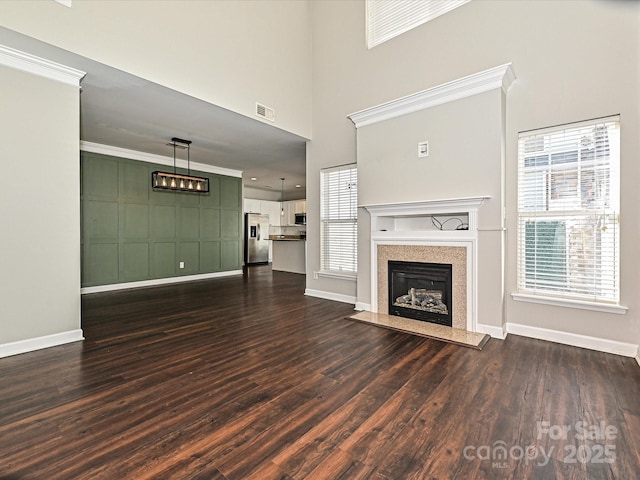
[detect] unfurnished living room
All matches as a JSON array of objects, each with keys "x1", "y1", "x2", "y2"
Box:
[{"x1": 0, "y1": 1, "x2": 639, "y2": 479}]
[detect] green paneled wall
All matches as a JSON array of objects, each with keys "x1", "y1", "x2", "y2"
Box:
[{"x1": 81, "y1": 151, "x2": 242, "y2": 287}]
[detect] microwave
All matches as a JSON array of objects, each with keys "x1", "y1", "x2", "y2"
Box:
[{"x1": 294, "y1": 213, "x2": 306, "y2": 225}]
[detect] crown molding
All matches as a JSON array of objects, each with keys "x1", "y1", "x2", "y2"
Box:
[
  {"x1": 0, "y1": 44, "x2": 85, "y2": 87},
  {"x1": 348, "y1": 63, "x2": 515, "y2": 128},
  {"x1": 80, "y1": 141, "x2": 243, "y2": 178}
]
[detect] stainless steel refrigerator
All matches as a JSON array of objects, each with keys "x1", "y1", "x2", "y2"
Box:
[{"x1": 244, "y1": 213, "x2": 270, "y2": 265}]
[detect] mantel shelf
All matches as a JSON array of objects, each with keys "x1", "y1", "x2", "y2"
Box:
[
  {"x1": 372, "y1": 230, "x2": 476, "y2": 240},
  {"x1": 362, "y1": 196, "x2": 491, "y2": 218}
]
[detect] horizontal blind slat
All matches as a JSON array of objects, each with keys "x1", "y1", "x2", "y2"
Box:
[
  {"x1": 321, "y1": 164, "x2": 358, "y2": 273},
  {"x1": 367, "y1": 0, "x2": 471, "y2": 48},
  {"x1": 516, "y1": 118, "x2": 620, "y2": 303}
]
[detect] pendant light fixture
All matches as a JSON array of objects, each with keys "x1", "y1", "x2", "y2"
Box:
[
  {"x1": 280, "y1": 177, "x2": 285, "y2": 216},
  {"x1": 152, "y1": 137, "x2": 210, "y2": 193}
]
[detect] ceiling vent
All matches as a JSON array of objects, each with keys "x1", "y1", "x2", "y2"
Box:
[{"x1": 256, "y1": 102, "x2": 275, "y2": 122}]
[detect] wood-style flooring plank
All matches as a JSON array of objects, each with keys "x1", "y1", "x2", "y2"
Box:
[{"x1": 0, "y1": 266, "x2": 638, "y2": 479}]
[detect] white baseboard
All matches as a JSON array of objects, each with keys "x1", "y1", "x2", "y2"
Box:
[
  {"x1": 0, "y1": 329, "x2": 84, "y2": 358},
  {"x1": 636, "y1": 349, "x2": 640, "y2": 368},
  {"x1": 476, "y1": 323, "x2": 507, "y2": 339},
  {"x1": 507, "y1": 322, "x2": 639, "y2": 358},
  {"x1": 355, "y1": 302, "x2": 371, "y2": 311},
  {"x1": 81, "y1": 270, "x2": 243, "y2": 294},
  {"x1": 304, "y1": 288, "x2": 356, "y2": 305}
]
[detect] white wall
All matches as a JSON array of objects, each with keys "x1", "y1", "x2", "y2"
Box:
[
  {"x1": 308, "y1": 0, "x2": 639, "y2": 348},
  {"x1": 0, "y1": 63, "x2": 82, "y2": 351},
  {"x1": 0, "y1": 0, "x2": 312, "y2": 139}
]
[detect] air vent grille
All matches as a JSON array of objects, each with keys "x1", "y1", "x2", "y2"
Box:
[{"x1": 256, "y1": 102, "x2": 275, "y2": 122}]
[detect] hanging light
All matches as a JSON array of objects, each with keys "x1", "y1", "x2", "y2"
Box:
[
  {"x1": 280, "y1": 177, "x2": 285, "y2": 216},
  {"x1": 152, "y1": 137, "x2": 210, "y2": 193}
]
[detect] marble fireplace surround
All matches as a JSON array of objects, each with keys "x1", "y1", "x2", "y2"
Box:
[
  {"x1": 378, "y1": 244, "x2": 466, "y2": 329},
  {"x1": 363, "y1": 197, "x2": 489, "y2": 333}
]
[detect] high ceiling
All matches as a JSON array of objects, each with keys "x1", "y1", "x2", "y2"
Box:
[{"x1": 0, "y1": 27, "x2": 308, "y2": 200}]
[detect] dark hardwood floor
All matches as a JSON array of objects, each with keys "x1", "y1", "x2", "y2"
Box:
[{"x1": 1, "y1": 266, "x2": 638, "y2": 479}]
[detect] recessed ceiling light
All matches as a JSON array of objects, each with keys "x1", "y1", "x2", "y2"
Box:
[
  {"x1": 296, "y1": 184, "x2": 301, "y2": 188},
  {"x1": 250, "y1": 177, "x2": 257, "y2": 181}
]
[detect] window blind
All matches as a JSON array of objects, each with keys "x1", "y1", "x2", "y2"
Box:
[
  {"x1": 320, "y1": 165, "x2": 358, "y2": 274},
  {"x1": 366, "y1": 0, "x2": 471, "y2": 48},
  {"x1": 517, "y1": 116, "x2": 620, "y2": 303}
]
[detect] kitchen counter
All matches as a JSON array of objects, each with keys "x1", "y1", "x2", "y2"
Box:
[
  {"x1": 271, "y1": 237, "x2": 306, "y2": 274},
  {"x1": 269, "y1": 235, "x2": 306, "y2": 241}
]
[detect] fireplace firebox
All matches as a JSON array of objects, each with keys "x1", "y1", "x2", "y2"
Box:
[{"x1": 388, "y1": 260, "x2": 453, "y2": 327}]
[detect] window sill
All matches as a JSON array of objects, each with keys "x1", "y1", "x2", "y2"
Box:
[
  {"x1": 511, "y1": 293, "x2": 628, "y2": 315},
  {"x1": 315, "y1": 271, "x2": 357, "y2": 281}
]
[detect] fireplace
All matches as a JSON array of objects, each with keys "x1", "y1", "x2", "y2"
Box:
[
  {"x1": 364, "y1": 197, "x2": 490, "y2": 333},
  {"x1": 388, "y1": 260, "x2": 453, "y2": 327}
]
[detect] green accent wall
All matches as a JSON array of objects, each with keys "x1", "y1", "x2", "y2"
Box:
[{"x1": 81, "y1": 151, "x2": 242, "y2": 287}]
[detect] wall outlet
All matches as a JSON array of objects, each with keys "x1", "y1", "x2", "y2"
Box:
[
  {"x1": 179, "y1": 261, "x2": 185, "y2": 269},
  {"x1": 418, "y1": 141, "x2": 429, "y2": 158}
]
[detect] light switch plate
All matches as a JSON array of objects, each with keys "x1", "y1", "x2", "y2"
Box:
[{"x1": 418, "y1": 141, "x2": 429, "y2": 158}]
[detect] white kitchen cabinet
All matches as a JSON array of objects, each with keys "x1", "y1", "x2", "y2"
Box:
[
  {"x1": 244, "y1": 199, "x2": 305, "y2": 225},
  {"x1": 282, "y1": 200, "x2": 306, "y2": 225},
  {"x1": 243, "y1": 198, "x2": 261, "y2": 214},
  {"x1": 264, "y1": 200, "x2": 283, "y2": 227}
]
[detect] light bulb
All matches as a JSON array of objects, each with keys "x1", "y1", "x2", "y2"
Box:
[
  {"x1": 188, "y1": 181, "x2": 194, "y2": 190},
  {"x1": 180, "y1": 179, "x2": 185, "y2": 189},
  {"x1": 196, "y1": 182, "x2": 201, "y2": 191},
  {"x1": 170, "y1": 178, "x2": 176, "y2": 188},
  {"x1": 162, "y1": 177, "x2": 167, "y2": 187}
]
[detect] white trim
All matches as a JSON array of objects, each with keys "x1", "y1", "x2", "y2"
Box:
[
  {"x1": 80, "y1": 141, "x2": 243, "y2": 178},
  {"x1": 81, "y1": 270, "x2": 243, "y2": 294},
  {"x1": 0, "y1": 329, "x2": 84, "y2": 359},
  {"x1": 348, "y1": 63, "x2": 515, "y2": 128},
  {"x1": 304, "y1": 288, "x2": 356, "y2": 305},
  {"x1": 476, "y1": 323, "x2": 507, "y2": 340},
  {"x1": 511, "y1": 293, "x2": 628, "y2": 315},
  {"x1": 355, "y1": 302, "x2": 371, "y2": 311},
  {"x1": 0, "y1": 44, "x2": 85, "y2": 87},
  {"x1": 53, "y1": 0, "x2": 72, "y2": 6},
  {"x1": 365, "y1": 197, "x2": 488, "y2": 333},
  {"x1": 362, "y1": 196, "x2": 490, "y2": 219},
  {"x1": 636, "y1": 350, "x2": 640, "y2": 368},
  {"x1": 507, "y1": 322, "x2": 638, "y2": 357},
  {"x1": 315, "y1": 271, "x2": 357, "y2": 281}
]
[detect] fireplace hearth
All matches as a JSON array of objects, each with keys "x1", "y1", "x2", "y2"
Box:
[{"x1": 388, "y1": 260, "x2": 453, "y2": 327}]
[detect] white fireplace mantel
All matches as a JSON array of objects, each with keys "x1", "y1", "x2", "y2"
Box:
[
  {"x1": 363, "y1": 196, "x2": 490, "y2": 216},
  {"x1": 364, "y1": 196, "x2": 489, "y2": 228},
  {"x1": 363, "y1": 196, "x2": 490, "y2": 333}
]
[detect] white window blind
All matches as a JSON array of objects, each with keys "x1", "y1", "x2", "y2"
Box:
[
  {"x1": 517, "y1": 116, "x2": 620, "y2": 304},
  {"x1": 366, "y1": 0, "x2": 471, "y2": 48},
  {"x1": 321, "y1": 165, "x2": 358, "y2": 275}
]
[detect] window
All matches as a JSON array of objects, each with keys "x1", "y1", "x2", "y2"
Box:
[
  {"x1": 366, "y1": 0, "x2": 471, "y2": 48},
  {"x1": 320, "y1": 164, "x2": 358, "y2": 275},
  {"x1": 517, "y1": 116, "x2": 620, "y2": 305}
]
